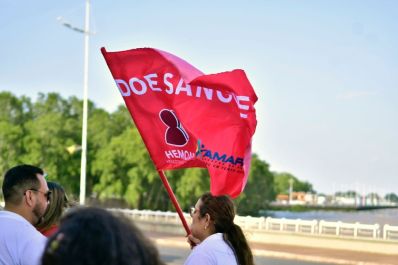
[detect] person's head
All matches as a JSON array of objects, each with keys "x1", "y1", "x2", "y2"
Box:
[
  {"x1": 190, "y1": 192, "x2": 254, "y2": 265},
  {"x1": 41, "y1": 207, "x2": 164, "y2": 265},
  {"x1": 2, "y1": 164, "x2": 49, "y2": 225},
  {"x1": 36, "y1": 182, "x2": 69, "y2": 231},
  {"x1": 190, "y1": 192, "x2": 235, "y2": 241}
]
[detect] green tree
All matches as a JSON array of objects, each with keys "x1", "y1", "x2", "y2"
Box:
[
  {"x1": 335, "y1": 190, "x2": 358, "y2": 197},
  {"x1": 0, "y1": 92, "x2": 298, "y2": 215},
  {"x1": 273, "y1": 172, "x2": 314, "y2": 195},
  {"x1": 235, "y1": 154, "x2": 276, "y2": 216},
  {"x1": 21, "y1": 93, "x2": 81, "y2": 194},
  {"x1": 175, "y1": 168, "x2": 210, "y2": 210},
  {"x1": 92, "y1": 126, "x2": 158, "y2": 208},
  {"x1": 385, "y1": 193, "x2": 398, "y2": 203},
  {"x1": 295, "y1": 180, "x2": 314, "y2": 193},
  {"x1": 0, "y1": 92, "x2": 31, "y2": 190}
]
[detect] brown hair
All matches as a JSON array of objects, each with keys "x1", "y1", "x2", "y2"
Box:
[
  {"x1": 199, "y1": 192, "x2": 254, "y2": 265},
  {"x1": 36, "y1": 182, "x2": 69, "y2": 231}
]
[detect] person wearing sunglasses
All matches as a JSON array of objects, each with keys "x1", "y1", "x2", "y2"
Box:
[
  {"x1": 0, "y1": 164, "x2": 50, "y2": 265},
  {"x1": 185, "y1": 192, "x2": 254, "y2": 265},
  {"x1": 36, "y1": 182, "x2": 70, "y2": 237}
]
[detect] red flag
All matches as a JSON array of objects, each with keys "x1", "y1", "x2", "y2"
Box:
[{"x1": 101, "y1": 47, "x2": 257, "y2": 198}]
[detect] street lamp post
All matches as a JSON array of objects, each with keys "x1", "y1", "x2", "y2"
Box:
[
  {"x1": 288, "y1": 178, "x2": 294, "y2": 204},
  {"x1": 59, "y1": 0, "x2": 90, "y2": 205},
  {"x1": 79, "y1": 0, "x2": 90, "y2": 205}
]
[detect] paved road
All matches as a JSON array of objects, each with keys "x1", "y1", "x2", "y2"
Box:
[{"x1": 158, "y1": 245, "x2": 337, "y2": 265}]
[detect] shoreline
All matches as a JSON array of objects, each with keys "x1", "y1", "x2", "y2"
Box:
[{"x1": 265, "y1": 204, "x2": 398, "y2": 212}]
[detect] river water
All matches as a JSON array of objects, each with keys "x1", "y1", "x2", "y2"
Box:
[{"x1": 262, "y1": 208, "x2": 398, "y2": 226}]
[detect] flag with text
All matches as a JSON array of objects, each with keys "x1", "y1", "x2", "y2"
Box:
[{"x1": 101, "y1": 47, "x2": 257, "y2": 198}]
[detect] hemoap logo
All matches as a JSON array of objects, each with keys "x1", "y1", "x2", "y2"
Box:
[
  {"x1": 160, "y1": 109, "x2": 195, "y2": 162},
  {"x1": 159, "y1": 110, "x2": 245, "y2": 172},
  {"x1": 159, "y1": 109, "x2": 189, "y2": 147}
]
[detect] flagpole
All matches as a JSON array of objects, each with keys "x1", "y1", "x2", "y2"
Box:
[{"x1": 157, "y1": 170, "x2": 191, "y2": 235}]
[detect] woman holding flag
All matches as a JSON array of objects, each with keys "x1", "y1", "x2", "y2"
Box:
[{"x1": 185, "y1": 192, "x2": 254, "y2": 265}]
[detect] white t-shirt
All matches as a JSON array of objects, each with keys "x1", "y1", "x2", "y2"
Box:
[
  {"x1": 184, "y1": 233, "x2": 238, "y2": 265},
  {"x1": 0, "y1": 210, "x2": 47, "y2": 265}
]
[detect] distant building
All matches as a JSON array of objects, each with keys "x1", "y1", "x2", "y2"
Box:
[
  {"x1": 276, "y1": 192, "x2": 314, "y2": 205},
  {"x1": 316, "y1": 194, "x2": 327, "y2": 205},
  {"x1": 274, "y1": 191, "x2": 396, "y2": 207},
  {"x1": 334, "y1": 195, "x2": 357, "y2": 205}
]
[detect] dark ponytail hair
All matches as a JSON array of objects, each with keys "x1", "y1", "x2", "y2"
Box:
[{"x1": 199, "y1": 193, "x2": 254, "y2": 265}]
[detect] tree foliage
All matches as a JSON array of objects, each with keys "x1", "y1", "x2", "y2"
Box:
[
  {"x1": 0, "y1": 92, "x2": 300, "y2": 214},
  {"x1": 384, "y1": 193, "x2": 398, "y2": 203},
  {"x1": 235, "y1": 154, "x2": 275, "y2": 216},
  {"x1": 273, "y1": 172, "x2": 315, "y2": 195}
]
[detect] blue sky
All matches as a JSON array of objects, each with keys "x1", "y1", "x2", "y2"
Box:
[{"x1": 1, "y1": 0, "x2": 397, "y2": 195}]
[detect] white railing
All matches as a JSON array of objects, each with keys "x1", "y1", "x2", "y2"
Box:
[
  {"x1": 383, "y1": 224, "x2": 398, "y2": 240},
  {"x1": 109, "y1": 208, "x2": 398, "y2": 241},
  {"x1": 318, "y1": 220, "x2": 379, "y2": 238},
  {"x1": 234, "y1": 216, "x2": 318, "y2": 234},
  {"x1": 110, "y1": 208, "x2": 190, "y2": 223}
]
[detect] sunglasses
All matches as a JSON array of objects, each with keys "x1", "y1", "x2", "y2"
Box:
[
  {"x1": 190, "y1": 206, "x2": 198, "y2": 217},
  {"x1": 24, "y1": 189, "x2": 52, "y2": 202}
]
